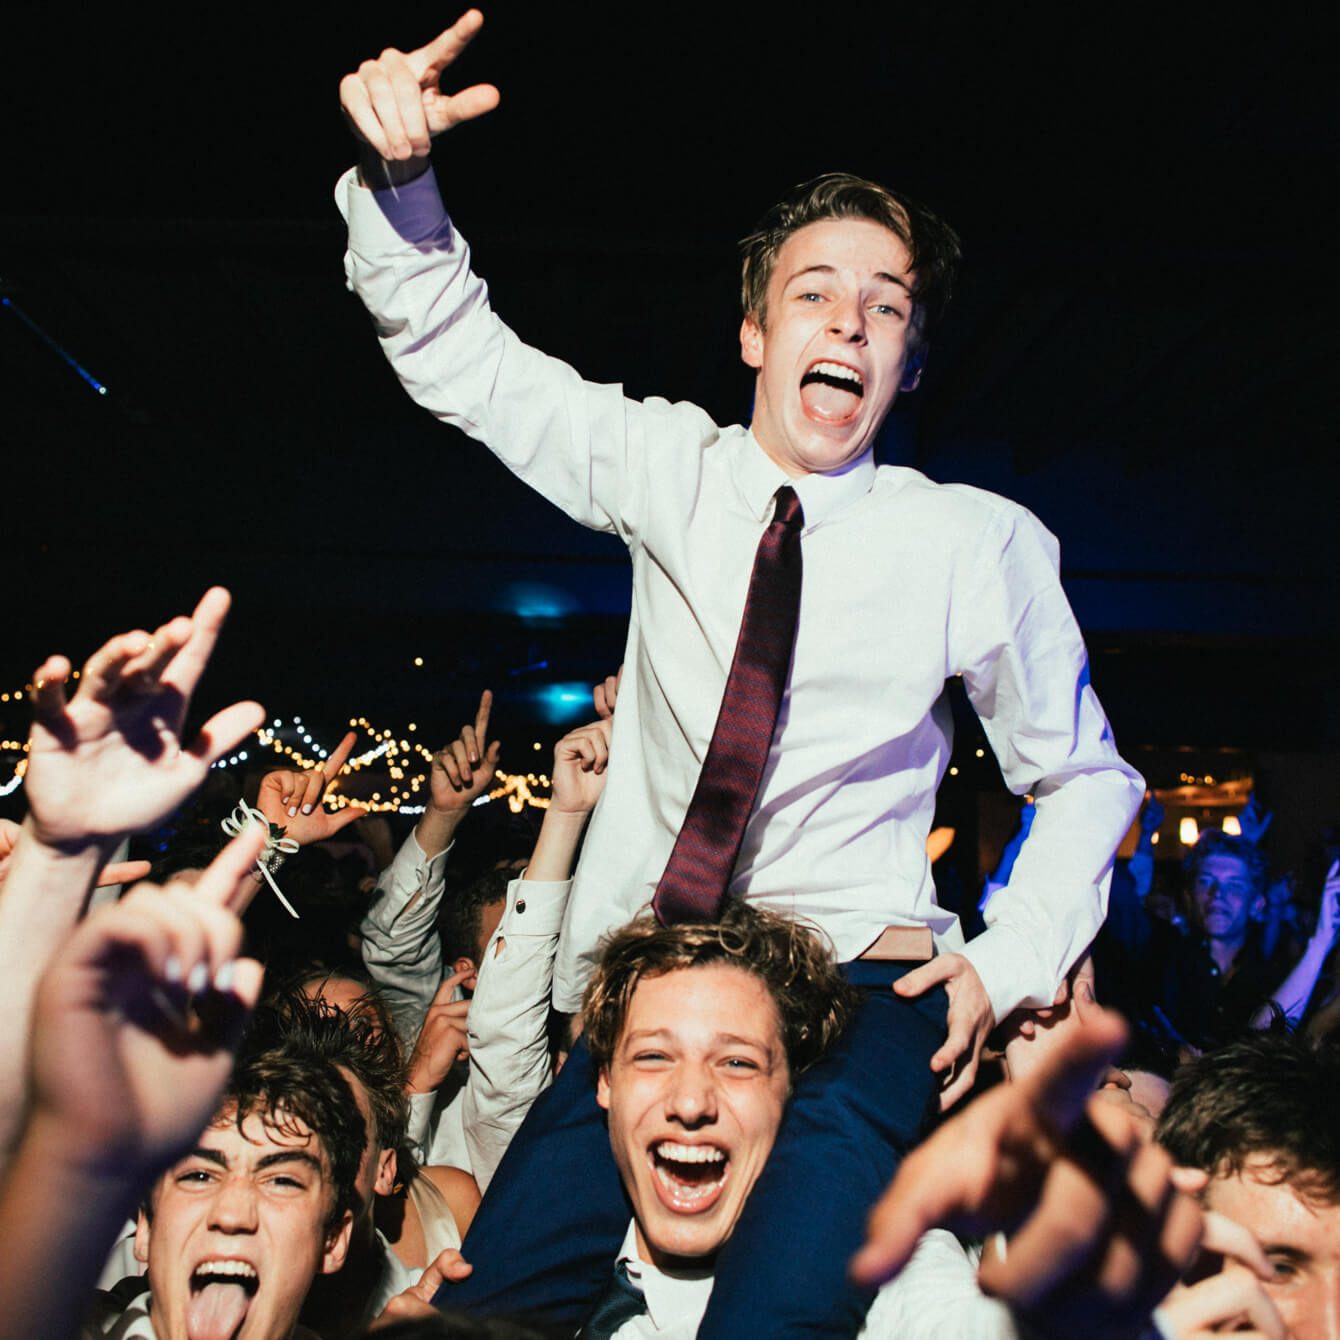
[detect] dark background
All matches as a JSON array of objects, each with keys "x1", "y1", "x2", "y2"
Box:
[{"x1": 3, "y1": 4, "x2": 1336, "y2": 879}]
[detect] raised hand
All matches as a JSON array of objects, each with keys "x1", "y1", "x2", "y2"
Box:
[
  {"x1": 430, "y1": 690, "x2": 501, "y2": 812},
  {"x1": 26, "y1": 826, "x2": 266, "y2": 1180},
  {"x1": 550, "y1": 717, "x2": 613, "y2": 815},
  {"x1": 1236, "y1": 791, "x2": 1273, "y2": 845},
  {"x1": 339, "y1": 10, "x2": 500, "y2": 167},
  {"x1": 256, "y1": 729, "x2": 364, "y2": 845},
  {"x1": 592, "y1": 665, "x2": 623, "y2": 720},
  {"x1": 852, "y1": 1007, "x2": 1208, "y2": 1337},
  {"x1": 406, "y1": 968, "x2": 473, "y2": 1092},
  {"x1": 23, "y1": 588, "x2": 264, "y2": 852}
]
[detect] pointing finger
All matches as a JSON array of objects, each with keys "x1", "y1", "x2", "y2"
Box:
[{"x1": 409, "y1": 9, "x2": 487, "y2": 82}]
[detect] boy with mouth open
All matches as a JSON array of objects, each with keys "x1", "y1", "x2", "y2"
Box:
[
  {"x1": 112, "y1": 1047, "x2": 365, "y2": 1340},
  {"x1": 337, "y1": 11, "x2": 1144, "y2": 1333}
]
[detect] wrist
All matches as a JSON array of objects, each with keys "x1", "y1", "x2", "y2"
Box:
[
  {"x1": 357, "y1": 148, "x2": 431, "y2": 190},
  {"x1": 18, "y1": 1107, "x2": 152, "y2": 1198},
  {"x1": 541, "y1": 805, "x2": 593, "y2": 828},
  {"x1": 406, "y1": 1063, "x2": 445, "y2": 1095},
  {"x1": 20, "y1": 814, "x2": 116, "y2": 864}
]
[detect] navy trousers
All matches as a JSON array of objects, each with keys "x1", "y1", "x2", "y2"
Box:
[{"x1": 442, "y1": 960, "x2": 947, "y2": 1337}]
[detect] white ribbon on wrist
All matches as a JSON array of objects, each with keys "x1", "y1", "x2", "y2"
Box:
[{"x1": 221, "y1": 802, "x2": 301, "y2": 919}]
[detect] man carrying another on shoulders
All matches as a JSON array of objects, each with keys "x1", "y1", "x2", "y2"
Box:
[{"x1": 336, "y1": 13, "x2": 1144, "y2": 1334}]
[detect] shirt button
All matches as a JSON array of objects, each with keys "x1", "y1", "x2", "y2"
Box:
[{"x1": 515, "y1": 899, "x2": 527, "y2": 914}]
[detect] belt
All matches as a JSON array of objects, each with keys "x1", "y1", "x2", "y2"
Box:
[{"x1": 857, "y1": 925, "x2": 934, "y2": 962}]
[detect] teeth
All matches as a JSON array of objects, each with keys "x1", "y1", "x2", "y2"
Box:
[
  {"x1": 655, "y1": 1141, "x2": 725, "y2": 1164},
  {"x1": 808, "y1": 361, "x2": 863, "y2": 385},
  {"x1": 195, "y1": 1260, "x2": 257, "y2": 1279}
]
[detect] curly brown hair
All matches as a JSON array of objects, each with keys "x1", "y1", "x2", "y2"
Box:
[
  {"x1": 739, "y1": 172, "x2": 962, "y2": 348},
  {"x1": 582, "y1": 901, "x2": 857, "y2": 1078}
]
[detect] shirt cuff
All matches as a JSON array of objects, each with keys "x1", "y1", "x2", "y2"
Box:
[
  {"x1": 957, "y1": 924, "x2": 1049, "y2": 1025},
  {"x1": 495, "y1": 875, "x2": 571, "y2": 940},
  {"x1": 337, "y1": 163, "x2": 452, "y2": 245}
]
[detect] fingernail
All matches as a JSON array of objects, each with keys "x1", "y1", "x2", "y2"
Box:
[
  {"x1": 287, "y1": 806, "x2": 297, "y2": 818},
  {"x1": 301, "y1": 804, "x2": 313, "y2": 815},
  {"x1": 187, "y1": 961, "x2": 209, "y2": 994},
  {"x1": 214, "y1": 961, "x2": 236, "y2": 992},
  {"x1": 165, "y1": 955, "x2": 183, "y2": 984}
]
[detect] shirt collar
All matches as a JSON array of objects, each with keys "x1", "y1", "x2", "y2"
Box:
[
  {"x1": 618, "y1": 1220, "x2": 715, "y2": 1333},
  {"x1": 735, "y1": 432, "x2": 877, "y2": 528}
]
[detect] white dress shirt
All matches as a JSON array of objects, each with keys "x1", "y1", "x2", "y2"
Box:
[
  {"x1": 603, "y1": 1224, "x2": 1017, "y2": 1338},
  {"x1": 340, "y1": 168, "x2": 1144, "y2": 1023}
]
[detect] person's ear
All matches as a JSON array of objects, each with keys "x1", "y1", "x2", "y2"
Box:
[
  {"x1": 133, "y1": 1209, "x2": 151, "y2": 1264},
  {"x1": 322, "y1": 1210, "x2": 355, "y2": 1275},
  {"x1": 900, "y1": 347, "x2": 926, "y2": 392},
  {"x1": 596, "y1": 1066, "x2": 612, "y2": 1112},
  {"x1": 1250, "y1": 894, "x2": 1267, "y2": 924},
  {"x1": 740, "y1": 314, "x2": 764, "y2": 370},
  {"x1": 374, "y1": 1147, "x2": 398, "y2": 1198}
]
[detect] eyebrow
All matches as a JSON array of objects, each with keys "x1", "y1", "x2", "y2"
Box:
[
  {"x1": 185, "y1": 1148, "x2": 323, "y2": 1174},
  {"x1": 623, "y1": 1028, "x2": 773, "y2": 1052},
  {"x1": 785, "y1": 264, "x2": 913, "y2": 295}
]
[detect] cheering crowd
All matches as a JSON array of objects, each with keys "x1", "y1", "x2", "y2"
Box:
[{"x1": 2, "y1": 9, "x2": 1338, "y2": 1338}]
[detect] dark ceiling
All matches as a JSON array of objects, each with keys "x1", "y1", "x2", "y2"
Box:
[{"x1": 3, "y1": 3, "x2": 1336, "y2": 761}]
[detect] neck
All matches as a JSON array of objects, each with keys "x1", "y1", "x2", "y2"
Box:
[{"x1": 1209, "y1": 935, "x2": 1244, "y2": 972}]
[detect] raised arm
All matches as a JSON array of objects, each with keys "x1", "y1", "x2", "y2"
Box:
[
  {"x1": 0, "y1": 589, "x2": 262, "y2": 1158},
  {"x1": 1252, "y1": 859, "x2": 1340, "y2": 1029},
  {"x1": 361, "y1": 692, "x2": 501, "y2": 1048},
  {"x1": 461, "y1": 716, "x2": 611, "y2": 1189},
  {"x1": 0, "y1": 829, "x2": 265, "y2": 1340}
]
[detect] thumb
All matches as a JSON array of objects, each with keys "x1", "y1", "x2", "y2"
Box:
[{"x1": 326, "y1": 804, "x2": 367, "y2": 835}]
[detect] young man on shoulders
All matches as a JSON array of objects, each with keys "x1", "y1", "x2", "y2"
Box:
[{"x1": 336, "y1": 13, "x2": 1143, "y2": 1333}]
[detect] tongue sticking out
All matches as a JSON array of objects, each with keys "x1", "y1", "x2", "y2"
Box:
[
  {"x1": 188, "y1": 1281, "x2": 253, "y2": 1340},
  {"x1": 799, "y1": 374, "x2": 862, "y2": 423}
]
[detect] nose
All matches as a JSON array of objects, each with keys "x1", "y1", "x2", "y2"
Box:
[
  {"x1": 828, "y1": 295, "x2": 866, "y2": 343},
  {"x1": 208, "y1": 1176, "x2": 259, "y2": 1234},
  {"x1": 664, "y1": 1062, "x2": 718, "y2": 1128}
]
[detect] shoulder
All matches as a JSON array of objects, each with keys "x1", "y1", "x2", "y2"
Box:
[
  {"x1": 871, "y1": 467, "x2": 1057, "y2": 558},
  {"x1": 872, "y1": 466, "x2": 1041, "y2": 525},
  {"x1": 419, "y1": 1161, "x2": 482, "y2": 1228}
]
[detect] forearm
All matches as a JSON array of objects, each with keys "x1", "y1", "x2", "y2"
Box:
[
  {"x1": 414, "y1": 804, "x2": 466, "y2": 860},
  {"x1": 0, "y1": 1114, "x2": 143, "y2": 1340},
  {"x1": 1255, "y1": 931, "x2": 1336, "y2": 1026},
  {"x1": 525, "y1": 807, "x2": 591, "y2": 882},
  {"x1": 0, "y1": 824, "x2": 106, "y2": 1160}
]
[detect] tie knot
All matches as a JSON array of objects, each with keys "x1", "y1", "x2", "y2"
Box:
[{"x1": 773, "y1": 485, "x2": 804, "y2": 530}]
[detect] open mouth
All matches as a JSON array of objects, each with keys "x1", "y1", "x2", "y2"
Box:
[
  {"x1": 188, "y1": 1260, "x2": 259, "y2": 1340},
  {"x1": 799, "y1": 360, "x2": 864, "y2": 423},
  {"x1": 649, "y1": 1140, "x2": 729, "y2": 1213}
]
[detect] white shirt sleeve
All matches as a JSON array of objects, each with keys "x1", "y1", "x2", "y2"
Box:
[
  {"x1": 339, "y1": 166, "x2": 710, "y2": 546},
  {"x1": 460, "y1": 873, "x2": 571, "y2": 1193},
  {"x1": 359, "y1": 830, "x2": 452, "y2": 1049},
  {"x1": 860, "y1": 1230, "x2": 1018, "y2": 1339},
  {"x1": 950, "y1": 501, "x2": 1145, "y2": 1019}
]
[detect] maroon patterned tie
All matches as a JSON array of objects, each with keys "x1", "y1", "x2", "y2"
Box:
[{"x1": 653, "y1": 486, "x2": 805, "y2": 924}]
